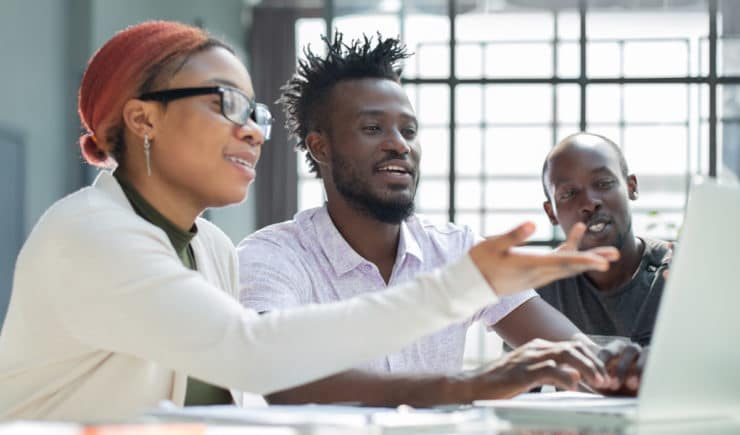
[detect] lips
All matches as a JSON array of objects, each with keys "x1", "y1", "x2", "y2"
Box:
[
  {"x1": 224, "y1": 151, "x2": 257, "y2": 170},
  {"x1": 225, "y1": 155, "x2": 254, "y2": 169},
  {"x1": 584, "y1": 214, "x2": 612, "y2": 234},
  {"x1": 224, "y1": 151, "x2": 258, "y2": 181}
]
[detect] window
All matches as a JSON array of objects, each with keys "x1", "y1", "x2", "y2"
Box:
[{"x1": 294, "y1": 0, "x2": 740, "y2": 365}]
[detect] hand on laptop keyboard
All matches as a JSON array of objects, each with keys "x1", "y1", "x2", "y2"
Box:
[
  {"x1": 593, "y1": 340, "x2": 649, "y2": 397},
  {"x1": 459, "y1": 338, "x2": 611, "y2": 400}
]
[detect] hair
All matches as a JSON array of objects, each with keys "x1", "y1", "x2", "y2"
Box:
[
  {"x1": 278, "y1": 32, "x2": 411, "y2": 176},
  {"x1": 78, "y1": 20, "x2": 233, "y2": 167},
  {"x1": 541, "y1": 132, "x2": 630, "y2": 202}
]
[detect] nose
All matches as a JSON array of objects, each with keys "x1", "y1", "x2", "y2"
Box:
[
  {"x1": 235, "y1": 118, "x2": 265, "y2": 149},
  {"x1": 381, "y1": 128, "x2": 412, "y2": 155},
  {"x1": 580, "y1": 189, "x2": 603, "y2": 216}
]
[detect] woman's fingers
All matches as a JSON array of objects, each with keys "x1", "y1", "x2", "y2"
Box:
[
  {"x1": 559, "y1": 222, "x2": 587, "y2": 251},
  {"x1": 470, "y1": 222, "x2": 620, "y2": 296},
  {"x1": 483, "y1": 221, "x2": 537, "y2": 253}
]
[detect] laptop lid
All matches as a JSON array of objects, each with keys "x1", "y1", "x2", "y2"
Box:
[{"x1": 636, "y1": 180, "x2": 740, "y2": 421}]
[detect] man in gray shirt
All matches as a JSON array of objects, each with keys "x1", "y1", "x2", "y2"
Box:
[{"x1": 539, "y1": 132, "x2": 672, "y2": 348}]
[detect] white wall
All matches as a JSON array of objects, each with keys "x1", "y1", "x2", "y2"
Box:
[{"x1": 0, "y1": 0, "x2": 257, "y2": 244}]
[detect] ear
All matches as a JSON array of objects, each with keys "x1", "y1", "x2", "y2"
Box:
[
  {"x1": 627, "y1": 174, "x2": 639, "y2": 200},
  {"x1": 305, "y1": 131, "x2": 331, "y2": 167},
  {"x1": 543, "y1": 200, "x2": 559, "y2": 225},
  {"x1": 121, "y1": 98, "x2": 158, "y2": 140}
]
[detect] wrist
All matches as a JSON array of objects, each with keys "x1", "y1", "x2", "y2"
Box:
[{"x1": 441, "y1": 373, "x2": 476, "y2": 404}]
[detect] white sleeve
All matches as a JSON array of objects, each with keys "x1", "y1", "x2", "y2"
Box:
[
  {"x1": 47, "y1": 216, "x2": 497, "y2": 395},
  {"x1": 468, "y1": 231, "x2": 537, "y2": 328},
  {"x1": 475, "y1": 290, "x2": 538, "y2": 329}
]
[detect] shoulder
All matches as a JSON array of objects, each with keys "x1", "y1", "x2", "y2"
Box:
[
  {"x1": 237, "y1": 217, "x2": 305, "y2": 256},
  {"x1": 236, "y1": 208, "x2": 322, "y2": 268},
  {"x1": 641, "y1": 237, "x2": 672, "y2": 266},
  {"x1": 25, "y1": 184, "x2": 163, "y2": 253},
  {"x1": 536, "y1": 275, "x2": 578, "y2": 299},
  {"x1": 406, "y1": 214, "x2": 478, "y2": 251},
  {"x1": 14, "y1": 185, "x2": 174, "y2": 299}
]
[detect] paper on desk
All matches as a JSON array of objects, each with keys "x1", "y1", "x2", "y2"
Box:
[
  {"x1": 474, "y1": 391, "x2": 636, "y2": 409},
  {"x1": 0, "y1": 422, "x2": 296, "y2": 435},
  {"x1": 146, "y1": 402, "x2": 495, "y2": 429},
  {"x1": 0, "y1": 422, "x2": 81, "y2": 435}
]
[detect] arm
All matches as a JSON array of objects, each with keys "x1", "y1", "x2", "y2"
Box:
[
  {"x1": 266, "y1": 369, "x2": 468, "y2": 407},
  {"x1": 46, "y1": 217, "x2": 610, "y2": 397},
  {"x1": 492, "y1": 296, "x2": 594, "y2": 348},
  {"x1": 262, "y1": 298, "x2": 601, "y2": 406},
  {"x1": 270, "y1": 338, "x2": 613, "y2": 405},
  {"x1": 45, "y1": 210, "x2": 497, "y2": 396}
]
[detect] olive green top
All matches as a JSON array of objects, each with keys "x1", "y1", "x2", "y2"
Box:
[{"x1": 114, "y1": 172, "x2": 232, "y2": 406}]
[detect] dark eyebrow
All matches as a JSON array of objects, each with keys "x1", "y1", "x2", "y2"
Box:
[
  {"x1": 591, "y1": 166, "x2": 617, "y2": 176},
  {"x1": 356, "y1": 110, "x2": 419, "y2": 128}
]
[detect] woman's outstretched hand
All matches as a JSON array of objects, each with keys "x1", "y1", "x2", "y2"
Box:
[{"x1": 469, "y1": 222, "x2": 620, "y2": 297}]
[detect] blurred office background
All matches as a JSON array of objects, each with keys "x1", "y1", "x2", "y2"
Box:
[{"x1": 1, "y1": 0, "x2": 739, "y2": 364}]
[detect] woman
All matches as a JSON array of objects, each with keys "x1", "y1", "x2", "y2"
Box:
[{"x1": 0, "y1": 21, "x2": 615, "y2": 421}]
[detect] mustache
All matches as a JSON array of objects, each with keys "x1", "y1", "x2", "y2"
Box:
[{"x1": 584, "y1": 212, "x2": 612, "y2": 227}]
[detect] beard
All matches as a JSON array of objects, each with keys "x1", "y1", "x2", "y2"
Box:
[
  {"x1": 612, "y1": 215, "x2": 632, "y2": 251},
  {"x1": 331, "y1": 152, "x2": 416, "y2": 224}
]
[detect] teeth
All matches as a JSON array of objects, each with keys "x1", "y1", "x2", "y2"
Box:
[
  {"x1": 588, "y1": 222, "x2": 606, "y2": 232},
  {"x1": 226, "y1": 156, "x2": 254, "y2": 168},
  {"x1": 378, "y1": 165, "x2": 407, "y2": 173}
]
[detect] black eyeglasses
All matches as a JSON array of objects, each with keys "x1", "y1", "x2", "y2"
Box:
[{"x1": 139, "y1": 86, "x2": 273, "y2": 140}]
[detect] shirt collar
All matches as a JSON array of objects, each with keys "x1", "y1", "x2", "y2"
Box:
[
  {"x1": 398, "y1": 217, "x2": 424, "y2": 264},
  {"x1": 311, "y1": 205, "x2": 424, "y2": 276}
]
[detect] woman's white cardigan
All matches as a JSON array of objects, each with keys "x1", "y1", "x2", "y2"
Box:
[{"x1": 0, "y1": 171, "x2": 496, "y2": 421}]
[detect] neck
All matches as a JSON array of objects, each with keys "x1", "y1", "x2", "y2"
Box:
[
  {"x1": 325, "y1": 195, "x2": 401, "y2": 280},
  {"x1": 585, "y1": 234, "x2": 643, "y2": 291},
  {"x1": 116, "y1": 166, "x2": 202, "y2": 232}
]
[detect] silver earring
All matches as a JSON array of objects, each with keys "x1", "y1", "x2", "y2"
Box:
[{"x1": 143, "y1": 134, "x2": 152, "y2": 177}]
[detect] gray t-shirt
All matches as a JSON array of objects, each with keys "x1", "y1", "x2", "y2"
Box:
[{"x1": 536, "y1": 238, "x2": 671, "y2": 347}]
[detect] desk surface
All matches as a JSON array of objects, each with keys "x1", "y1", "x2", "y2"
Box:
[{"x1": 3, "y1": 406, "x2": 740, "y2": 435}]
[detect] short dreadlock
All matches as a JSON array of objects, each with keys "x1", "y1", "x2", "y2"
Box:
[{"x1": 278, "y1": 32, "x2": 411, "y2": 177}]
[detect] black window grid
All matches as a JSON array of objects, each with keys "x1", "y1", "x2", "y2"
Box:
[{"x1": 309, "y1": 0, "x2": 740, "y2": 246}]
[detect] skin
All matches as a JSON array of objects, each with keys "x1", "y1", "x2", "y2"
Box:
[
  {"x1": 265, "y1": 78, "x2": 623, "y2": 406},
  {"x1": 543, "y1": 133, "x2": 651, "y2": 393},
  {"x1": 542, "y1": 134, "x2": 642, "y2": 295},
  {"x1": 117, "y1": 46, "x2": 265, "y2": 230}
]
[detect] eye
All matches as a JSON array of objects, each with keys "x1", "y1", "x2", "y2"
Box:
[
  {"x1": 596, "y1": 179, "x2": 616, "y2": 190},
  {"x1": 558, "y1": 189, "x2": 576, "y2": 201},
  {"x1": 401, "y1": 126, "x2": 417, "y2": 139},
  {"x1": 221, "y1": 97, "x2": 234, "y2": 113},
  {"x1": 362, "y1": 125, "x2": 381, "y2": 134}
]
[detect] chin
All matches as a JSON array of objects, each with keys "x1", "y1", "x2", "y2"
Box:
[{"x1": 210, "y1": 187, "x2": 250, "y2": 208}]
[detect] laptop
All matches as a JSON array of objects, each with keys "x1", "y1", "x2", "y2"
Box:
[{"x1": 475, "y1": 180, "x2": 740, "y2": 425}]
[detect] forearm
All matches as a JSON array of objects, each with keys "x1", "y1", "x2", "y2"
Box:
[{"x1": 266, "y1": 369, "x2": 472, "y2": 407}]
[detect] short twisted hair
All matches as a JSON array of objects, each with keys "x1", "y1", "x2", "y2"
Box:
[{"x1": 278, "y1": 32, "x2": 411, "y2": 176}]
